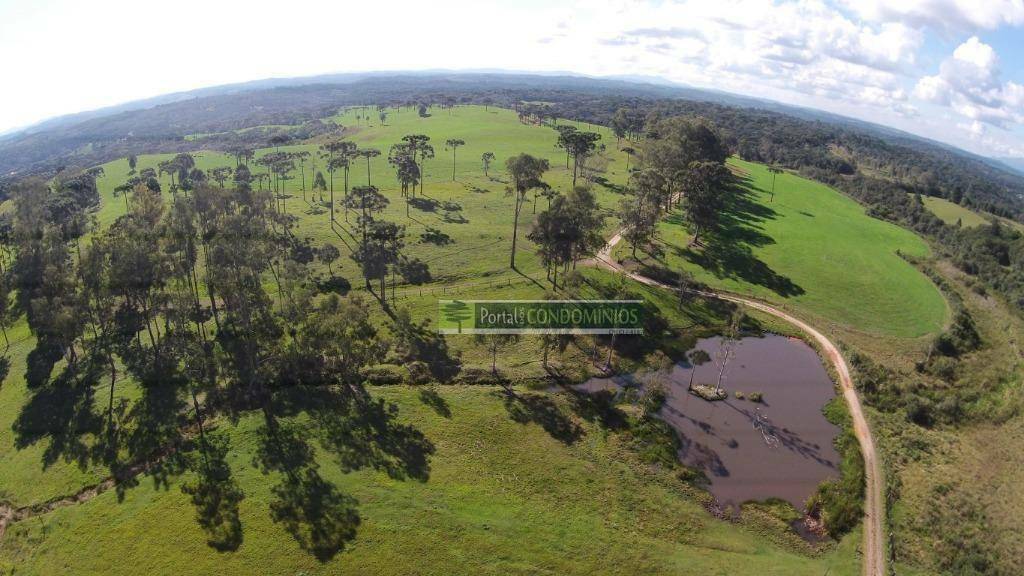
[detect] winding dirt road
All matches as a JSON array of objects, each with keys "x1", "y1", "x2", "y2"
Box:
[{"x1": 593, "y1": 233, "x2": 886, "y2": 576}]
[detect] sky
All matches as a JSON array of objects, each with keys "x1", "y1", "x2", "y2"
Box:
[{"x1": 1, "y1": 0, "x2": 1022, "y2": 158}]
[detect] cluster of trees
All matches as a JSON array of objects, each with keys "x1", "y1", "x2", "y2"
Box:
[
  {"x1": 617, "y1": 116, "x2": 734, "y2": 258},
  {"x1": 5, "y1": 163, "x2": 441, "y2": 556}
]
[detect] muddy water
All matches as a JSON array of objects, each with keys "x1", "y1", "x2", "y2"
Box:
[{"x1": 582, "y1": 334, "x2": 841, "y2": 510}]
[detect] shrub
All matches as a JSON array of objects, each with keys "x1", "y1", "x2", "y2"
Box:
[
  {"x1": 405, "y1": 361, "x2": 432, "y2": 385},
  {"x1": 362, "y1": 364, "x2": 404, "y2": 385}
]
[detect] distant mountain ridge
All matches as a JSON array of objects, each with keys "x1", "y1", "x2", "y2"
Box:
[
  {"x1": 996, "y1": 157, "x2": 1024, "y2": 177},
  {"x1": 2, "y1": 71, "x2": 1022, "y2": 218}
]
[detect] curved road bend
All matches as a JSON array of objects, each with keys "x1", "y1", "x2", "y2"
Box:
[{"x1": 592, "y1": 232, "x2": 886, "y2": 576}]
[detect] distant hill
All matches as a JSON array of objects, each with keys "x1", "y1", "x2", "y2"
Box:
[
  {"x1": 996, "y1": 157, "x2": 1024, "y2": 177},
  {"x1": 2, "y1": 71, "x2": 1023, "y2": 218}
]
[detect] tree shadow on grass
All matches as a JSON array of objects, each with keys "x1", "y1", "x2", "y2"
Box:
[
  {"x1": 501, "y1": 391, "x2": 583, "y2": 445},
  {"x1": 564, "y1": 388, "x2": 628, "y2": 430},
  {"x1": 260, "y1": 384, "x2": 436, "y2": 560},
  {"x1": 305, "y1": 388, "x2": 435, "y2": 482},
  {"x1": 0, "y1": 356, "x2": 9, "y2": 390},
  {"x1": 255, "y1": 410, "x2": 360, "y2": 561},
  {"x1": 419, "y1": 387, "x2": 452, "y2": 418},
  {"x1": 12, "y1": 357, "x2": 103, "y2": 470},
  {"x1": 181, "y1": 430, "x2": 245, "y2": 552},
  {"x1": 408, "y1": 197, "x2": 439, "y2": 212},
  {"x1": 674, "y1": 181, "x2": 804, "y2": 298}
]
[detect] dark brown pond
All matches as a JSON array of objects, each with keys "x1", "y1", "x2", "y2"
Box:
[{"x1": 581, "y1": 334, "x2": 841, "y2": 511}]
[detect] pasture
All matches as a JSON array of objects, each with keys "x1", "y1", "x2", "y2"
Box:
[{"x1": 615, "y1": 159, "x2": 948, "y2": 338}]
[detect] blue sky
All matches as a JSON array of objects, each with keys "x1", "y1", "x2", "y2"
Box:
[{"x1": 1, "y1": 0, "x2": 1021, "y2": 158}]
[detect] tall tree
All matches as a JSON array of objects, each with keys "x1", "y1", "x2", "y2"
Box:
[
  {"x1": 401, "y1": 135, "x2": 433, "y2": 195},
  {"x1": 505, "y1": 154, "x2": 550, "y2": 269},
  {"x1": 481, "y1": 152, "x2": 495, "y2": 177},
  {"x1": 768, "y1": 166, "x2": 783, "y2": 202},
  {"x1": 352, "y1": 219, "x2": 404, "y2": 306},
  {"x1": 358, "y1": 148, "x2": 381, "y2": 187},
  {"x1": 682, "y1": 161, "x2": 733, "y2": 246},
  {"x1": 529, "y1": 186, "x2": 604, "y2": 287},
  {"x1": 445, "y1": 139, "x2": 465, "y2": 181},
  {"x1": 344, "y1": 185, "x2": 390, "y2": 244}
]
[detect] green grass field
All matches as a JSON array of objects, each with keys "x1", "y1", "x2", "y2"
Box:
[
  {"x1": 616, "y1": 159, "x2": 948, "y2": 338},
  {"x1": 919, "y1": 194, "x2": 1024, "y2": 233},
  {"x1": 94, "y1": 106, "x2": 624, "y2": 291},
  {"x1": 919, "y1": 196, "x2": 989, "y2": 228},
  {"x1": 0, "y1": 106, "x2": 948, "y2": 575},
  {"x1": 1, "y1": 385, "x2": 865, "y2": 576}
]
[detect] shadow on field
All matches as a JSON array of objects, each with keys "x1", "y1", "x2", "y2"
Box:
[
  {"x1": 419, "y1": 387, "x2": 452, "y2": 418},
  {"x1": 564, "y1": 388, "x2": 627, "y2": 430},
  {"x1": 13, "y1": 340, "x2": 436, "y2": 562},
  {"x1": 501, "y1": 390, "x2": 583, "y2": 445},
  {"x1": 679, "y1": 178, "x2": 804, "y2": 298}
]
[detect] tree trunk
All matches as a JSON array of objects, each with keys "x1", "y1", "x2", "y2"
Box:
[{"x1": 510, "y1": 192, "x2": 522, "y2": 268}]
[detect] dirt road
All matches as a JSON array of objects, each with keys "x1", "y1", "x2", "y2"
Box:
[{"x1": 593, "y1": 233, "x2": 886, "y2": 576}]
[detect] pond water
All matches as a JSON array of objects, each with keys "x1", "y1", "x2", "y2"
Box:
[{"x1": 581, "y1": 334, "x2": 841, "y2": 511}]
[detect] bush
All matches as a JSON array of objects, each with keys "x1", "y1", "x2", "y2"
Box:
[
  {"x1": 405, "y1": 361, "x2": 432, "y2": 385},
  {"x1": 905, "y1": 394, "x2": 935, "y2": 427},
  {"x1": 362, "y1": 364, "x2": 405, "y2": 385},
  {"x1": 748, "y1": 391, "x2": 763, "y2": 403},
  {"x1": 808, "y1": 427, "x2": 864, "y2": 538},
  {"x1": 927, "y1": 356, "x2": 958, "y2": 382}
]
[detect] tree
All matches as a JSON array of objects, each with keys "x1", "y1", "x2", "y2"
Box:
[
  {"x1": 388, "y1": 143, "x2": 420, "y2": 216},
  {"x1": 294, "y1": 151, "x2": 311, "y2": 194},
  {"x1": 505, "y1": 154, "x2": 550, "y2": 269},
  {"x1": 768, "y1": 166, "x2": 783, "y2": 202},
  {"x1": 622, "y1": 146, "x2": 635, "y2": 173},
  {"x1": 473, "y1": 333, "x2": 520, "y2": 376},
  {"x1": 644, "y1": 116, "x2": 729, "y2": 203},
  {"x1": 312, "y1": 171, "x2": 327, "y2": 200},
  {"x1": 209, "y1": 166, "x2": 233, "y2": 188},
  {"x1": 127, "y1": 154, "x2": 138, "y2": 175},
  {"x1": 682, "y1": 161, "x2": 733, "y2": 246},
  {"x1": 401, "y1": 135, "x2": 433, "y2": 195},
  {"x1": 358, "y1": 148, "x2": 381, "y2": 187},
  {"x1": 352, "y1": 219, "x2": 404, "y2": 306},
  {"x1": 445, "y1": 139, "x2": 465, "y2": 181},
  {"x1": 561, "y1": 130, "x2": 602, "y2": 188},
  {"x1": 481, "y1": 152, "x2": 495, "y2": 177},
  {"x1": 529, "y1": 187, "x2": 604, "y2": 287},
  {"x1": 686, "y1": 349, "x2": 711, "y2": 391},
  {"x1": 713, "y1": 308, "x2": 744, "y2": 393},
  {"x1": 618, "y1": 195, "x2": 657, "y2": 260},
  {"x1": 319, "y1": 243, "x2": 340, "y2": 275},
  {"x1": 320, "y1": 140, "x2": 356, "y2": 223},
  {"x1": 344, "y1": 185, "x2": 390, "y2": 244},
  {"x1": 0, "y1": 273, "x2": 11, "y2": 351}
]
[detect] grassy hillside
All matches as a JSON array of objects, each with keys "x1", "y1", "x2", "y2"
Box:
[
  {"x1": 92, "y1": 106, "x2": 623, "y2": 292},
  {"x1": 616, "y1": 159, "x2": 948, "y2": 338},
  {"x1": 0, "y1": 105, "x2": 950, "y2": 569},
  {"x1": 919, "y1": 194, "x2": 1024, "y2": 233},
  {"x1": 920, "y1": 196, "x2": 989, "y2": 228},
  {"x1": 1, "y1": 385, "x2": 865, "y2": 576}
]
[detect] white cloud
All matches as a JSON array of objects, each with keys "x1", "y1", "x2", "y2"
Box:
[
  {"x1": 913, "y1": 75, "x2": 950, "y2": 103},
  {"x1": 952, "y1": 36, "x2": 998, "y2": 69},
  {"x1": 913, "y1": 36, "x2": 1024, "y2": 128},
  {"x1": 1, "y1": 0, "x2": 1021, "y2": 158},
  {"x1": 841, "y1": 0, "x2": 1024, "y2": 33}
]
